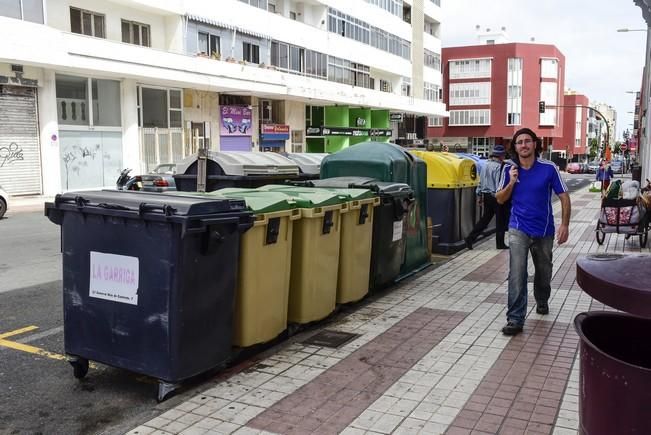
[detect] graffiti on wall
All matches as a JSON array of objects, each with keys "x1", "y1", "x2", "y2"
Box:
[
  {"x1": 0, "y1": 142, "x2": 24, "y2": 167},
  {"x1": 61, "y1": 144, "x2": 101, "y2": 190}
]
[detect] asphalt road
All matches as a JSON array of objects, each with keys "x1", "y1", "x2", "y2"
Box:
[{"x1": 0, "y1": 174, "x2": 596, "y2": 435}]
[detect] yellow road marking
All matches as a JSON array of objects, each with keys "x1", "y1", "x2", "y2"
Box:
[
  {"x1": 0, "y1": 325, "x2": 98, "y2": 369},
  {"x1": 0, "y1": 325, "x2": 38, "y2": 339},
  {"x1": 0, "y1": 338, "x2": 67, "y2": 361}
]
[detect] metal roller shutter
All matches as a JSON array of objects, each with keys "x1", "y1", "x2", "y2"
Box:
[{"x1": 0, "y1": 85, "x2": 42, "y2": 195}]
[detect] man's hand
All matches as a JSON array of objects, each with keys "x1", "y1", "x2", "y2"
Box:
[
  {"x1": 557, "y1": 224, "x2": 569, "y2": 245},
  {"x1": 509, "y1": 166, "x2": 519, "y2": 185}
]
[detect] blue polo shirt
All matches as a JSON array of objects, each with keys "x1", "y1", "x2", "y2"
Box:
[{"x1": 498, "y1": 159, "x2": 568, "y2": 237}]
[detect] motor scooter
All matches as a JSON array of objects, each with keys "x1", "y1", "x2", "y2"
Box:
[{"x1": 116, "y1": 169, "x2": 142, "y2": 191}]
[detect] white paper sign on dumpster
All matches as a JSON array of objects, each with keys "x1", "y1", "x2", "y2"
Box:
[{"x1": 89, "y1": 251, "x2": 139, "y2": 305}]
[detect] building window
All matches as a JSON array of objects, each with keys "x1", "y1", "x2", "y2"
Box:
[
  {"x1": 424, "y1": 19, "x2": 439, "y2": 37},
  {"x1": 449, "y1": 109, "x2": 491, "y2": 126},
  {"x1": 327, "y1": 7, "x2": 410, "y2": 60},
  {"x1": 428, "y1": 116, "x2": 443, "y2": 127},
  {"x1": 243, "y1": 42, "x2": 260, "y2": 64},
  {"x1": 239, "y1": 0, "x2": 268, "y2": 9},
  {"x1": 379, "y1": 79, "x2": 393, "y2": 93},
  {"x1": 0, "y1": 0, "x2": 44, "y2": 23},
  {"x1": 138, "y1": 87, "x2": 183, "y2": 129},
  {"x1": 401, "y1": 77, "x2": 411, "y2": 97},
  {"x1": 267, "y1": 1, "x2": 276, "y2": 13},
  {"x1": 449, "y1": 58, "x2": 492, "y2": 79},
  {"x1": 364, "y1": 0, "x2": 403, "y2": 17},
  {"x1": 469, "y1": 137, "x2": 493, "y2": 157},
  {"x1": 70, "y1": 7, "x2": 105, "y2": 38},
  {"x1": 449, "y1": 82, "x2": 490, "y2": 106},
  {"x1": 56, "y1": 74, "x2": 121, "y2": 127},
  {"x1": 424, "y1": 49, "x2": 441, "y2": 71},
  {"x1": 198, "y1": 32, "x2": 220, "y2": 57},
  {"x1": 506, "y1": 57, "x2": 522, "y2": 126},
  {"x1": 539, "y1": 81, "x2": 558, "y2": 126},
  {"x1": 540, "y1": 58, "x2": 558, "y2": 79},
  {"x1": 424, "y1": 82, "x2": 441, "y2": 102},
  {"x1": 327, "y1": 56, "x2": 372, "y2": 89},
  {"x1": 121, "y1": 20, "x2": 150, "y2": 47}
]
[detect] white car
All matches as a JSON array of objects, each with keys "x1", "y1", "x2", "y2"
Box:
[{"x1": 0, "y1": 186, "x2": 7, "y2": 219}]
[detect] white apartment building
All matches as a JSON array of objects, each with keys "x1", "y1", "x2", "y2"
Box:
[
  {"x1": 0, "y1": 0, "x2": 445, "y2": 195},
  {"x1": 592, "y1": 102, "x2": 617, "y2": 148}
]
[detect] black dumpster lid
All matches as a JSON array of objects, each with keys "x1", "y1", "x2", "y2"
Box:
[
  {"x1": 312, "y1": 177, "x2": 412, "y2": 195},
  {"x1": 577, "y1": 254, "x2": 651, "y2": 318},
  {"x1": 46, "y1": 190, "x2": 247, "y2": 219}
]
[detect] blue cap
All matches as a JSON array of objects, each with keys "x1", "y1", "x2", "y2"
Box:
[{"x1": 492, "y1": 145, "x2": 506, "y2": 156}]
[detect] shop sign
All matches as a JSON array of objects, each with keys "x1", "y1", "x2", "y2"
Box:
[
  {"x1": 220, "y1": 105, "x2": 252, "y2": 136},
  {"x1": 355, "y1": 117, "x2": 367, "y2": 127},
  {"x1": 390, "y1": 113, "x2": 404, "y2": 122},
  {"x1": 262, "y1": 124, "x2": 290, "y2": 134}
]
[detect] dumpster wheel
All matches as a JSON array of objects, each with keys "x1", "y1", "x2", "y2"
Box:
[
  {"x1": 157, "y1": 381, "x2": 180, "y2": 402},
  {"x1": 69, "y1": 357, "x2": 89, "y2": 379}
]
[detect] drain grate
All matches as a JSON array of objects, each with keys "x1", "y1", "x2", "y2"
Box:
[{"x1": 303, "y1": 330, "x2": 360, "y2": 348}]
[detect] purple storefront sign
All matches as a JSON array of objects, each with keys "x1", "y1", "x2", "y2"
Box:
[{"x1": 220, "y1": 105, "x2": 252, "y2": 151}]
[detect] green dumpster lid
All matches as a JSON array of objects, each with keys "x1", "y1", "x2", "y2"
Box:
[
  {"x1": 312, "y1": 187, "x2": 375, "y2": 201},
  {"x1": 217, "y1": 189, "x2": 297, "y2": 214},
  {"x1": 257, "y1": 185, "x2": 347, "y2": 208}
]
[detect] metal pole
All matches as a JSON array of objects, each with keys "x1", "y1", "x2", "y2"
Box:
[{"x1": 196, "y1": 128, "x2": 207, "y2": 193}]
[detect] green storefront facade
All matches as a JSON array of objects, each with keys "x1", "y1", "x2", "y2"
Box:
[{"x1": 305, "y1": 106, "x2": 392, "y2": 153}]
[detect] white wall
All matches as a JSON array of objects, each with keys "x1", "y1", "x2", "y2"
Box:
[
  {"x1": 121, "y1": 79, "x2": 140, "y2": 172},
  {"x1": 284, "y1": 100, "x2": 305, "y2": 152},
  {"x1": 184, "y1": 0, "x2": 413, "y2": 79},
  {"x1": 47, "y1": 0, "x2": 172, "y2": 50},
  {"x1": 182, "y1": 89, "x2": 221, "y2": 151},
  {"x1": 38, "y1": 69, "x2": 61, "y2": 196}
]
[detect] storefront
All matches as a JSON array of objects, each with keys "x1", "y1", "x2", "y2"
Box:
[
  {"x1": 55, "y1": 74, "x2": 123, "y2": 190},
  {"x1": 260, "y1": 124, "x2": 290, "y2": 151},
  {"x1": 219, "y1": 105, "x2": 252, "y2": 151},
  {"x1": 0, "y1": 82, "x2": 42, "y2": 195}
]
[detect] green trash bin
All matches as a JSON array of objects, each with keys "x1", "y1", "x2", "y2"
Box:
[
  {"x1": 320, "y1": 142, "x2": 430, "y2": 278},
  {"x1": 268, "y1": 185, "x2": 379, "y2": 303},
  {"x1": 257, "y1": 186, "x2": 346, "y2": 324},
  {"x1": 216, "y1": 189, "x2": 301, "y2": 347}
]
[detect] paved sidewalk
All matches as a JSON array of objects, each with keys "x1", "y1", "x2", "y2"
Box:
[{"x1": 127, "y1": 188, "x2": 646, "y2": 435}]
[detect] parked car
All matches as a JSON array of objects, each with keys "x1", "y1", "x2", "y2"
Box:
[
  {"x1": 588, "y1": 160, "x2": 600, "y2": 173},
  {"x1": 0, "y1": 185, "x2": 8, "y2": 219},
  {"x1": 141, "y1": 163, "x2": 177, "y2": 192},
  {"x1": 579, "y1": 163, "x2": 590, "y2": 174},
  {"x1": 566, "y1": 163, "x2": 582, "y2": 174},
  {"x1": 610, "y1": 160, "x2": 624, "y2": 174}
]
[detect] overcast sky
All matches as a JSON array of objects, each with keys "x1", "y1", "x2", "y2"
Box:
[{"x1": 441, "y1": 0, "x2": 648, "y2": 140}]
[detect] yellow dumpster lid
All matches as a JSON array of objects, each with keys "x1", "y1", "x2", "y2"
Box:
[{"x1": 409, "y1": 150, "x2": 479, "y2": 188}]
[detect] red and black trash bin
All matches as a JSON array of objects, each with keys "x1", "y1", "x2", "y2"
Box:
[{"x1": 575, "y1": 253, "x2": 651, "y2": 434}]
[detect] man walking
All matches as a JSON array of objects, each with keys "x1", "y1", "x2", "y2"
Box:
[
  {"x1": 465, "y1": 145, "x2": 509, "y2": 250},
  {"x1": 496, "y1": 128, "x2": 571, "y2": 336},
  {"x1": 596, "y1": 160, "x2": 614, "y2": 193}
]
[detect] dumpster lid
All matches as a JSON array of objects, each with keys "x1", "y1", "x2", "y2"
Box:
[
  {"x1": 576, "y1": 254, "x2": 651, "y2": 318},
  {"x1": 283, "y1": 153, "x2": 329, "y2": 175},
  {"x1": 257, "y1": 185, "x2": 347, "y2": 208},
  {"x1": 176, "y1": 151, "x2": 300, "y2": 176},
  {"x1": 47, "y1": 190, "x2": 247, "y2": 219},
  {"x1": 217, "y1": 189, "x2": 297, "y2": 214},
  {"x1": 410, "y1": 150, "x2": 479, "y2": 188},
  {"x1": 311, "y1": 177, "x2": 377, "y2": 188}
]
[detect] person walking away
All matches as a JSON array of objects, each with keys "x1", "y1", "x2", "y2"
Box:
[
  {"x1": 596, "y1": 161, "x2": 614, "y2": 193},
  {"x1": 465, "y1": 145, "x2": 509, "y2": 249},
  {"x1": 496, "y1": 128, "x2": 571, "y2": 336}
]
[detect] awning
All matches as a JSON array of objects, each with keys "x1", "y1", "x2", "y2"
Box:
[{"x1": 186, "y1": 14, "x2": 271, "y2": 40}]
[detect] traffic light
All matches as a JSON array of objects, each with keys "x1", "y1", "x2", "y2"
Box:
[{"x1": 538, "y1": 101, "x2": 546, "y2": 113}]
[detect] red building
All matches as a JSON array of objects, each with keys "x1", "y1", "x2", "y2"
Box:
[
  {"x1": 428, "y1": 42, "x2": 566, "y2": 156},
  {"x1": 560, "y1": 92, "x2": 589, "y2": 161}
]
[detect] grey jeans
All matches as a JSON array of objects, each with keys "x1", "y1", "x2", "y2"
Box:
[{"x1": 506, "y1": 229, "x2": 554, "y2": 326}]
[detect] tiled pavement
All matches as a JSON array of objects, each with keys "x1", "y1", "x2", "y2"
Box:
[{"x1": 127, "y1": 188, "x2": 649, "y2": 435}]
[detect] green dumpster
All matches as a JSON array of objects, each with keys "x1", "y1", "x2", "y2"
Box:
[
  {"x1": 257, "y1": 186, "x2": 346, "y2": 324},
  {"x1": 320, "y1": 142, "x2": 430, "y2": 278},
  {"x1": 216, "y1": 189, "x2": 300, "y2": 347}
]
